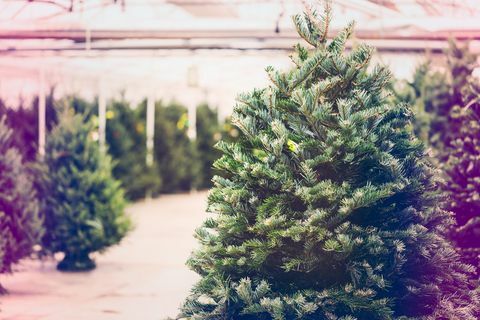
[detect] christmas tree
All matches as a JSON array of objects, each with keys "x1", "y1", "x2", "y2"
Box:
[
  {"x1": 0, "y1": 89, "x2": 57, "y2": 162},
  {"x1": 106, "y1": 98, "x2": 160, "y2": 200},
  {"x1": 0, "y1": 116, "x2": 43, "y2": 293},
  {"x1": 182, "y1": 4, "x2": 478, "y2": 319},
  {"x1": 427, "y1": 42, "x2": 476, "y2": 159},
  {"x1": 389, "y1": 62, "x2": 433, "y2": 144},
  {"x1": 394, "y1": 43, "x2": 477, "y2": 158},
  {"x1": 195, "y1": 103, "x2": 222, "y2": 189},
  {"x1": 143, "y1": 101, "x2": 196, "y2": 194},
  {"x1": 40, "y1": 107, "x2": 131, "y2": 271},
  {"x1": 443, "y1": 82, "x2": 480, "y2": 277}
]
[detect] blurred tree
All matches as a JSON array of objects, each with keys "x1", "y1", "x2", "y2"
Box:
[
  {"x1": 0, "y1": 89, "x2": 57, "y2": 162},
  {"x1": 40, "y1": 106, "x2": 131, "y2": 271},
  {"x1": 0, "y1": 116, "x2": 43, "y2": 292},
  {"x1": 182, "y1": 5, "x2": 478, "y2": 319},
  {"x1": 106, "y1": 98, "x2": 161, "y2": 200},
  {"x1": 138, "y1": 100, "x2": 197, "y2": 194},
  {"x1": 393, "y1": 42, "x2": 477, "y2": 160},
  {"x1": 195, "y1": 103, "x2": 222, "y2": 189},
  {"x1": 393, "y1": 42, "x2": 480, "y2": 279},
  {"x1": 443, "y1": 81, "x2": 480, "y2": 278}
]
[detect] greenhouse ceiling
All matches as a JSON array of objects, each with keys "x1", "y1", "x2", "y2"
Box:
[
  {"x1": 0, "y1": 0, "x2": 479, "y2": 111},
  {"x1": 0, "y1": 0, "x2": 479, "y2": 54}
]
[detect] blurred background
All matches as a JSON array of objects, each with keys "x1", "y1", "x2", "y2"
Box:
[
  {"x1": 2, "y1": 0, "x2": 480, "y2": 198},
  {"x1": 1, "y1": 1, "x2": 480, "y2": 319}
]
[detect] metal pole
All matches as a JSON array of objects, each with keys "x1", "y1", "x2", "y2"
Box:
[
  {"x1": 38, "y1": 69, "x2": 46, "y2": 157},
  {"x1": 146, "y1": 93, "x2": 155, "y2": 167},
  {"x1": 187, "y1": 103, "x2": 196, "y2": 140},
  {"x1": 98, "y1": 81, "x2": 106, "y2": 152}
]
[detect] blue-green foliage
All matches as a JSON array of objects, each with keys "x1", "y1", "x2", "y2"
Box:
[
  {"x1": 182, "y1": 4, "x2": 478, "y2": 319},
  {"x1": 40, "y1": 107, "x2": 131, "y2": 269}
]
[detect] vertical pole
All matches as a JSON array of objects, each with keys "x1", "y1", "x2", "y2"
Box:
[
  {"x1": 146, "y1": 93, "x2": 155, "y2": 167},
  {"x1": 187, "y1": 100, "x2": 196, "y2": 140},
  {"x1": 38, "y1": 69, "x2": 46, "y2": 158},
  {"x1": 186, "y1": 65, "x2": 198, "y2": 140},
  {"x1": 98, "y1": 81, "x2": 106, "y2": 152}
]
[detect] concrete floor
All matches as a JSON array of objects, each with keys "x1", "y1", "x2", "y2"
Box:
[{"x1": 0, "y1": 192, "x2": 209, "y2": 320}]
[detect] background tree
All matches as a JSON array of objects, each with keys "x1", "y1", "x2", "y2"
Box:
[
  {"x1": 106, "y1": 98, "x2": 161, "y2": 200},
  {"x1": 393, "y1": 42, "x2": 477, "y2": 159},
  {"x1": 0, "y1": 90, "x2": 57, "y2": 162},
  {"x1": 443, "y1": 81, "x2": 480, "y2": 278},
  {"x1": 140, "y1": 100, "x2": 197, "y2": 194},
  {"x1": 0, "y1": 116, "x2": 43, "y2": 292},
  {"x1": 40, "y1": 106, "x2": 131, "y2": 271},
  {"x1": 195, "y1": 103, "x2": 222, "y2": 189},
  {"x1": 390, "y1": 62, "x2": 433, "y2": 143},
  {"x1": 182, "y1": 4, "x2": 478, "y2": 319}
]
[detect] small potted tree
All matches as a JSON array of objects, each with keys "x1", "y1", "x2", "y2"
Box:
[{"x1": 41, "y1": 107, "x2": 131, "y2": 271}]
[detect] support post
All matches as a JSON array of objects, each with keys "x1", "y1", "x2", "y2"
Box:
[
  {"x1": 187, "y1": 103, "x2": 196, "y2": 140},
  {"x1": 98, "y1": 82, "x2": 106, "y2": 152},
  {"x1": 146, "y1": 94, "x2": 155, "y2": 167}
]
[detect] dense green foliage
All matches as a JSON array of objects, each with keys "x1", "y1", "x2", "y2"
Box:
[
  {"x1": 442, "y1": 77, "x2": 480, "y2": 279},
  {"x1": 0, "y1": 90, "x2": 57, "y2": 162},
  {"x1": 0, "y1": 117, "x2": 43, "y2": 291},
  {"x1": 0, "y1": 94, "x2": 237, "y2": 198},
  {"x1": 106, "y1": 98, "x2": 161, "y2": 200},
  {"x1": 40, "y1": 107, "x2": 131, "y2": 271},
  {"x1": 443, "y1": 90, "x2": 480, "y2": 277},
  {"x1": 182, "y1": 6, "x2": 478, "y2": 319},
  {"x1": 140, "y1": 100, "x2": 198, "y2": 194},
  {"x1": 393, "y1": 43, "x2": 480, "y2": 277},
  {"x1": 195, "y1": 103, "x2": 222, "y2": 189},
  {"x1": 394, "y1": 42, "x2": 477, "y2": 159}
]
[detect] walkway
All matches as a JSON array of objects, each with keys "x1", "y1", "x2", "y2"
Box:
[{"x1": 1, "y1": 192, "x2": 208, "y2": 320}]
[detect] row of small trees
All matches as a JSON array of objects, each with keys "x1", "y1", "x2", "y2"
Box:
[
  {"x1": 0, "y1": 94, "x2": 240, "y2": 291},
  {"x1": 0, "y1": 96, "x2": 240, "y2": 200}
]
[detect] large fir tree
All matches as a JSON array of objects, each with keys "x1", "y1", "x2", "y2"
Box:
[
  {"x1": 40, "y1": 107, "x2": 131, "y2": 271},
  {"x1": 0, "y1": 116, "x2": 43, "y2": 292},
  {"x1": 181, "y1": 4, "x2": 478, "y2": 319}
]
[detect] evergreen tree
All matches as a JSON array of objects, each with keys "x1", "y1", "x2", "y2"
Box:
[
  {"x1": 427, "y1": 42, "x2": 476, "y2": 159},
  {"x1": 182, "y1": 5, "x2": 478, "y2": 319},
  {"x1": 395, "y1": 43, "x2": 477, "y2": 158},
  {"x1": 195, "y1": 103, "x2": 222, "y2": 189},
  {"x1": 0, "y1": 90, "x2": 57, "y2": 162},
  {"x1": 141, "y1": 100, "x2": 196, "y2": 194},
  {"x1": 443, "y1": 82, "x2": 480, "y2": 277},
  {"x1": 390, "y1": 63, "x2": 433, "y2": 144},
  {"x1": 40, "y1": 107, "x2": 131, "y2": 271},
  {"x1": 0, "y1": 116, "x2": 43, "y2": 293},
  {"x1": 106, "y1": 98, "x2": 161, "y2": 200}
]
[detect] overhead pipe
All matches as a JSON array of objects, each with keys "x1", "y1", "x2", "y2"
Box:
[{"x1": 1, "y1": 29, "x2": 480, "y2": 41}]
